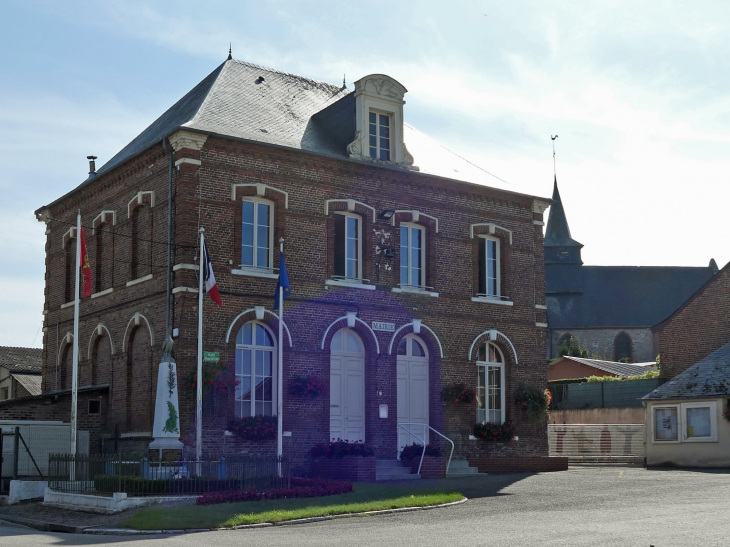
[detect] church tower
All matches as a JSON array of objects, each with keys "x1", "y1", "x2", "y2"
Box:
[{"x1": 544, "y1": 176, "x2": 583, "y2": 265}]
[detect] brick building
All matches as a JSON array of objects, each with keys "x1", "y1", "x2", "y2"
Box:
[
  {"x1": 545, "y1": 180, "x2": 717, "y2": 363},
  {"x1": 19, "y1": 57, "x2": 562, "y2": 473}
]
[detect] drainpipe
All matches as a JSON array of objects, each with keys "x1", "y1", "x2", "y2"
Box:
[{"x1": 162, "y1": 138, "x2": 174, "y2": 336}]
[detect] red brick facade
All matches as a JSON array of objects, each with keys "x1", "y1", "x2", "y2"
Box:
[
  {"x1": 653, "y1": 265, "x2": 730, "y2": 379},
  {"x1": 32, "y1": 130, "x2": 551, "y2": 473}
]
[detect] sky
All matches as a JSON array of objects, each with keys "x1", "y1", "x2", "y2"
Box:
[{"x1": 1, "y1": 0, "x2": 729, "y2": 348}]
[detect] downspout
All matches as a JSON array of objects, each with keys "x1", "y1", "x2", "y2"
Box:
[{"x1": 162, "y1": 138, "x2": 174, "y2": 336}]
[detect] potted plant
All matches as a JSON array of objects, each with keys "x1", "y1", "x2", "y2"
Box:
[
  {"x1": 514, "y1": 385, "x2": 550, "y2": 420},
  {"x1": 310, "y1": 439, "x2": 376, "y2": 482},
  {"x1": 227, "y1": 415, "x2": 278, "y2": 440},
  {"x1": 399, "y1": 443, "x2": 444, "y2": 478},
  {"x1": 442, "y1": 383, "x2": 476, "y2": 405},
  {"x1": 289, "y1": 375, "x2": 328, "y2": 398},
  {"x1": 473, "y1": 421, "x2": 516, "y2": 442}
]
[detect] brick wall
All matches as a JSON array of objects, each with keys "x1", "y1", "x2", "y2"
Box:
[
  {"x1": 33, "y1": 133, "x2": 550, "y2": 471},
  {"x1": 654, "y1": 266, "x2": 730, "y2": 378}
]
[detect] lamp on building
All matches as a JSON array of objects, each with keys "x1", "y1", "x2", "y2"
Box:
[{"x1": 379, "y1": 210, "x2": 395, "y2": 220}]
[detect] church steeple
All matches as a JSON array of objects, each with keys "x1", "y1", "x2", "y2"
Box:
[{"x1": 544, "y1": 176, "x2": 583, "y2": 265}]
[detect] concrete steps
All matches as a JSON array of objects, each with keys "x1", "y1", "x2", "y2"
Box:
[
  {"x1": 446, "y1": 459, "x2": 481, "y2": 477},
  {"x1": 376, "y1": 459, "x2": 421, "y2": 481}
]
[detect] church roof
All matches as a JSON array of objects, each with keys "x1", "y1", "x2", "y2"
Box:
[
  {"x1": 544, "y1": 177, "x2": 582, "y2": 248},
  {"x1": 644, "y1": 340, "x2": 730, "y2": 399},
  {"x1": 546, "y1": 265, "x2": 716, "y2": 328},
  {"x1": 38, "y1": 58, "x2": 541, "y2": 214}
]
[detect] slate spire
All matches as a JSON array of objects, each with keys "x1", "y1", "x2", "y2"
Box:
[{"x1": 544, "y1": 176, "x2": 582, "y2": 248}]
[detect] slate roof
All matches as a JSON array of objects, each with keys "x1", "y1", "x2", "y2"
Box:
[
  {"x1": 11, "y1": 373, "x2": 42, "y2": 396},
  {"x1": 544, "y1": 177, "x2": 582, "y2": 248},
  {"x1": 546, "y1": 265, "x2": 717, "y2": 328},
  {"x1": 550, "y1": 356, "x2": 656, "y2": 378},
  {"x1": 0, "y1": 347, "x2": 42, "y2": 373},
  {"x1": 37, "y1": 58, "x2": 538, "y2": 215},
  {"x1": 644, "y1": 340, "x2": 730, "y2": 399}
]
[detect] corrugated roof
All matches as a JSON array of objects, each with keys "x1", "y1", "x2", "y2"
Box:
[
  {"x1": 552, "y1": 356, "x2": 656, "y2": 378},
  {"x1": 11, "y1": 373, "x2": 42, "y2": 396},
  {"x1": 644, "y1": 341, "x2": 730, "y2": 399},
  {"x1": 0, "y1": 347, "x2": 42, "y2": 372}
]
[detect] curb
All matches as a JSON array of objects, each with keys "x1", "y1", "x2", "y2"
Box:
[
  {"x1": 81, "y1": 497, "x2": 469, "y2": 536},
  {"x1": 0, "y1": 515, "x2": 85, "y2": 534}
]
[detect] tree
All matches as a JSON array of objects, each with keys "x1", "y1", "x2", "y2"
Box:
[{"x1": 557, "y1": 336, "x2": 589, "y2": 358}]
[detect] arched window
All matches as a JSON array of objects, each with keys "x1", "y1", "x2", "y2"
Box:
[
  {"x1": 397, "y1": 335, "x2": 426, "y2": 357},
  {"x1": 235, "y1": 322, "x2": 276, "y2": 417},
  {"x1": 615, "y1": 333, "x2": 632, "y2": 362},
  {"x1": 476, "y1": 342, "x2": 505, "y2": 424}
]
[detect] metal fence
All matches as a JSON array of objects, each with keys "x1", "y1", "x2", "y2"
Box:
[
  {"x1": 548, "y1": 424, "x2": 646, "y2": 457},
  {"x1": 48, "y1": 453, "x2": 290, "y2": 497},
  {"x1": 549, "y1": 378, "x2": 664, "y2": 410}
]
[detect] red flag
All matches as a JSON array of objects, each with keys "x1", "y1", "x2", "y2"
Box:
[{"x1": 79, "y1": 227, "x2": 92, "y2": 298}]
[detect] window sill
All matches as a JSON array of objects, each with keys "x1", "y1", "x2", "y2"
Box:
[
  {"x1": 172, "y1": 287, "x2": 198, "y2": 294},
  {"x1": 232, "y1": 268, "x2": 278, "y2": 280},
  {"x1": 60, "y1": 301, "x2": 75, "y2": 309},
  {"x1": 392, "y1": 287, "x2": 439, "y2": 297},
  {"x1": 126, "y1": 274, "x2": 153, "y2": 287},
  {"x1": 681, "y1": 437, "x2": 718, "y2": 443},
  {"x1": 91, "y1": 287, "x2": 114, "y2": 299},
  {"x1": 471, "y1": 296, "x2": 513, "y2": 306},
  {"x1": 325, "y1": 279, "x2": 375, "y2": 290}
]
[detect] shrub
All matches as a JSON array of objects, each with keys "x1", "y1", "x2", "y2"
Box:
[
  {"x1": 442, "y1": 384, "x2": 476, "y2": 405},
  {"x1": 514, "y1": 385, "x2": 550, "y2": 419},
  {"x1": 557, "y1": 337, "x2": 589, "y2": 358},
  {"x1": 289, "y1": 375, "x2": 328, "y2": 398},
  {"x1": 399, "y1": 443, "x2": 443, "y2": 460},
  {"x1": 196, "y1": 477, "x2": 353, "y2": 505},
  {"x1": 584, "y1": 369, "x2": 659, "y2": 382},
  {"x1": 310, "y1": 439, "x2": 376, "y2": 458},
  {"x1": 228, "y1": 415, "x2": 278, "y2": 440},
  {"x1": 473, "y1": 421, "x2": 516, "y2": 442},
  {"x1": 94, "y1": 475, "x2": 242, "y2": 495}
]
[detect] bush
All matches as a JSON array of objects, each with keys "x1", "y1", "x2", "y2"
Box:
[
  {"x1": 228, "y1": 415, "x2": 278, "y2": 440},
  {"x1": 289, "y1": 375, "x2": 328, "y2": 398},
  {"x1": 94, "y1": 475, "x2": 242, "y2": 495},
  {"x1": 473, "y1": 422, "x2": 516, "y2": 442},
  {"x1": 399, "y1": 443, "x2": 443, "y2": 460},
  {"x1": 557, "y1": 337, "x2": 589, "y2": 358},
  {"x1": 310, "y1": 440, "x2": 376, "y2": 458},
  {"x1": 584, "y1": 369, "x2": 659, "y2": 382},
  {"x1": 441, "y1": 384, "x2": 476, "y2": 405},
  {"x1": 196, "y1": 477, "x2": 353, "y2": 505}
]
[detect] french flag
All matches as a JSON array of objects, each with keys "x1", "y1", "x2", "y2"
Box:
[{"x1": 203, "y1": 241, "x2": 222, "y2": 306}]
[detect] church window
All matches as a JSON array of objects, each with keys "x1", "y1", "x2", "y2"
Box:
[{"x1": 614, "y1": 333, "x2": 632, "y2": 362}]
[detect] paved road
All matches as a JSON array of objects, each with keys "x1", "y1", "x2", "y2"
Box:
[{"x1": 2, "y1": 467, "x2": 729, "y2": 546}]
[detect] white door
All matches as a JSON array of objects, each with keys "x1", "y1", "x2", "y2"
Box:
[
  {"x1": 330, "y1": 329, "x2": 365, "y2": 442},
  {"x1": 397, "y1": 335, "x2": 429, "y2": 452}
]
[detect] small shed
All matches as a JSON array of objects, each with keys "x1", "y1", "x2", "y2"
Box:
[
  {"x1": 643, "y1": 341, "x2": 730, "y2": 468},
  {"x1": 547, "y1": 356, "x2": 656, "y2": 381}
]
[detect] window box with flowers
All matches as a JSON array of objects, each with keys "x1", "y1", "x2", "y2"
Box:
[
  {"x1": 289, "y1": 375, "x2": 328, "y2": 399},
  {"x1": 310, "y1": 440, "x2": 376, "y2": 482},
  {"x1": 399, "y1": 443, "x2": 445, "y2": 478},
  {"x1": 442, "y1": 384, "x2": 476, "y2": 406},
  {"x1": 227, "y1": 415, "x2": 278, "y2": 441},
  {"x1": 473, "y1": 421, "x2": 516, "y2": 443},
  {"x1": 514, "y1": 385, "x2": 551, "y2": 421}
]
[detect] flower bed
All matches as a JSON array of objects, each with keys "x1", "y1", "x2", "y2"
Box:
[
  {"x1": 196, "y1": 477, "x2": 353, "y2": 505},
  {"x1": 228, "y1": 415, "x2": 278, "y2": 440},
  {"x1": 473, "y1": 421, "x2": 516, "y2": 442},
  {"x1": 289, "y1": 375, "x2": 328, "y2": 398},
  {"x1": 442, "y1": 383, "x2": 476, "y2": 405}
]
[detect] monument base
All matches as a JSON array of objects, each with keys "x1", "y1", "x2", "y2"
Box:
[{"x1": 149, "y1": 438, "x2": 184, "y2": 450}]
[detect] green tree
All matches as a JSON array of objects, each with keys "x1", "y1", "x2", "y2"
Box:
[{"x1": 557, "y1": 336, "x2": 589, "y2": 358}]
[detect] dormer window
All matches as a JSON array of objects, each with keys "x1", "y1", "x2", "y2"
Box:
[{"x1": 369, "y1": 111, "x2": 391, "y2": 161}]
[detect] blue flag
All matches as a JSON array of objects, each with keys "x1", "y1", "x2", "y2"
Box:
[{"x1": 273, "y1": 251, "x2": 291, "y2": 311}]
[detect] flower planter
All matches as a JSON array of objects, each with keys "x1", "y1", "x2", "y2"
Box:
[
  {"x1": 310, "y1": 455, "x2": 376, "y2": 482},
  {"x1": 402, "y1": 455, "x2": 445, "y2": 479}
]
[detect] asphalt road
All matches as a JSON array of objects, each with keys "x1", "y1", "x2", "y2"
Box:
[{"x1": 1, "y1": 467, "x2": 729, "y2": 546}]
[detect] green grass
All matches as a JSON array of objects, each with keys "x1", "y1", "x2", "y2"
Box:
[{"x1": 122, "y1": 484, "x2": 464, "y2": 530}]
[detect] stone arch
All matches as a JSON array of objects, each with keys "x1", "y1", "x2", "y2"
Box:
[
  {"x1": 387, "y1": 320, "x2": 443, "y2": 358},
  {"x1": 87, "y1": 323, "x2": 115, "y2": 360},
  {"x1": 225, "y1": 307, "x2": 292, "y2": 347},
  {"x1": 57, "y1": 333, "x2": 73, "y2": 391},
  {"x1": 320, "y1": 311, "x2": 380, "y2": 354},
  {"x1": 88, "y1": 324, "x2": 114, "y2": 387},
  {"x1": 468, "y1": 329, "x2": 518, "y2": 364},
  {"x1": 122, "y1": 312, "x2": 155, "y2": 353}
]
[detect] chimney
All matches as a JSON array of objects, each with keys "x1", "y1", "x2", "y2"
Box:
[{"x1": 87, "y1": 155, "x2": 97, "y2": 178}]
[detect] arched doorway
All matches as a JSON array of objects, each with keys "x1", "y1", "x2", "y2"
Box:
[
  {"x1": 330, "y1": 329, "x2": 365, "y2": 442},
  {"x1": 397, "y1": 334, "x2": 429, "y2": 451}
]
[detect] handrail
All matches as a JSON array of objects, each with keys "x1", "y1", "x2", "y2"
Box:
[{"x1": 397, "y1": 423, "x2": 455, "y2": 476}]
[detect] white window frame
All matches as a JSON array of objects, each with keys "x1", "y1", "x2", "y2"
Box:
[
  {"x1": 334, "y1": 211, "x2": 362, "y2": 281},
  {"x1": 681, "y1": 401, "x2": 718, "y2": 443},
  {"x1": 399, "y1": 222, "x2": 426, "y2": 289},
  {"x1": 234, "y1": 321, "x2": 277, "y2": 418},
  {"x1": 650, "y1": 401, "x2": 719, "y2": 444},
  {"x1": 368, "y1": 109, "x2": 392, "y2": 161},
  {"x1": 478, "y1": 234, "x2": 501, "y2": 298},
  {"x1": 240, "y1": 197, "x2": 274, "y2": 272},
  {"x1": 476, "y1": 342, "x2": 506, "y2": 425}
]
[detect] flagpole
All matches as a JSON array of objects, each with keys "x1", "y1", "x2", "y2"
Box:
[
  {"x1": 277, "y1": 238, "x2": 284, "y2": 474},
  {"x1": 70, "y1": 213, "x2": 81, "y2": 457},
  {"x1": 196, "y1": 228, "x2": 205, "y2": 462}
]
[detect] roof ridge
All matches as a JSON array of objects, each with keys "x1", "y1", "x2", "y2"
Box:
[{"x1": 230, "y1": 59, "x2": 343, "y2": 91}]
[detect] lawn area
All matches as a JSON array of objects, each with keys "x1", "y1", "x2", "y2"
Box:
[{"x1": 122, "y1": 484, "x2": 464, "y2": 530}]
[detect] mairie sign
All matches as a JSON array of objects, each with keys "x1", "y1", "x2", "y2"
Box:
[
  {"x1": 203, "y1": 351, "x2": 220, "y2": 363},
  {"x1": 372, "y1": 321, "x2": 395, "y2": 332}
]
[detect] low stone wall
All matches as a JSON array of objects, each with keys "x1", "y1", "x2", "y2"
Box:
[
  {"x1": 470, "y1": 456, "x2": 568, "y2": 474},
  {"x1": 310, "y1": 456, "x2": 376, "y2": 482},
  {"x1": 8, "y1": 480, "x2": 48, "y2": 504},
  {"x1": 42, "y1": 488, "x2": 194, "y2": 514}
]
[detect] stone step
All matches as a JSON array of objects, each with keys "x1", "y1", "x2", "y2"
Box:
[
  {"x1": 447, "y1": 460, "x2": 472, "y2": 469},
  {"x1": 376, "y1": 459, "x2": 405, "y2": 468},
  {"x1": 376, "y1": 472, "x2": 421, "y2": 481}
]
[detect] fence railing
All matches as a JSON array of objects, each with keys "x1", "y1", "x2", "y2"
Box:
[
  {"x1": 48, "y1": 453, "x2": 290, "y2": 497},
  {"x1": 549, "y1": 378, "x2": 664, "y2": 410},
  {"x1": 548, "y1": 424, "x2": 646, "y2": 457}
]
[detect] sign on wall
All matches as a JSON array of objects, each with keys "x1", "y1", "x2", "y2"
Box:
[
  {"x1": 203, "y1": 351, "x2": 220, "y2": 363},
  {"x1": 372, "y1": 321, "x2": 395, "y2": 332}
]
